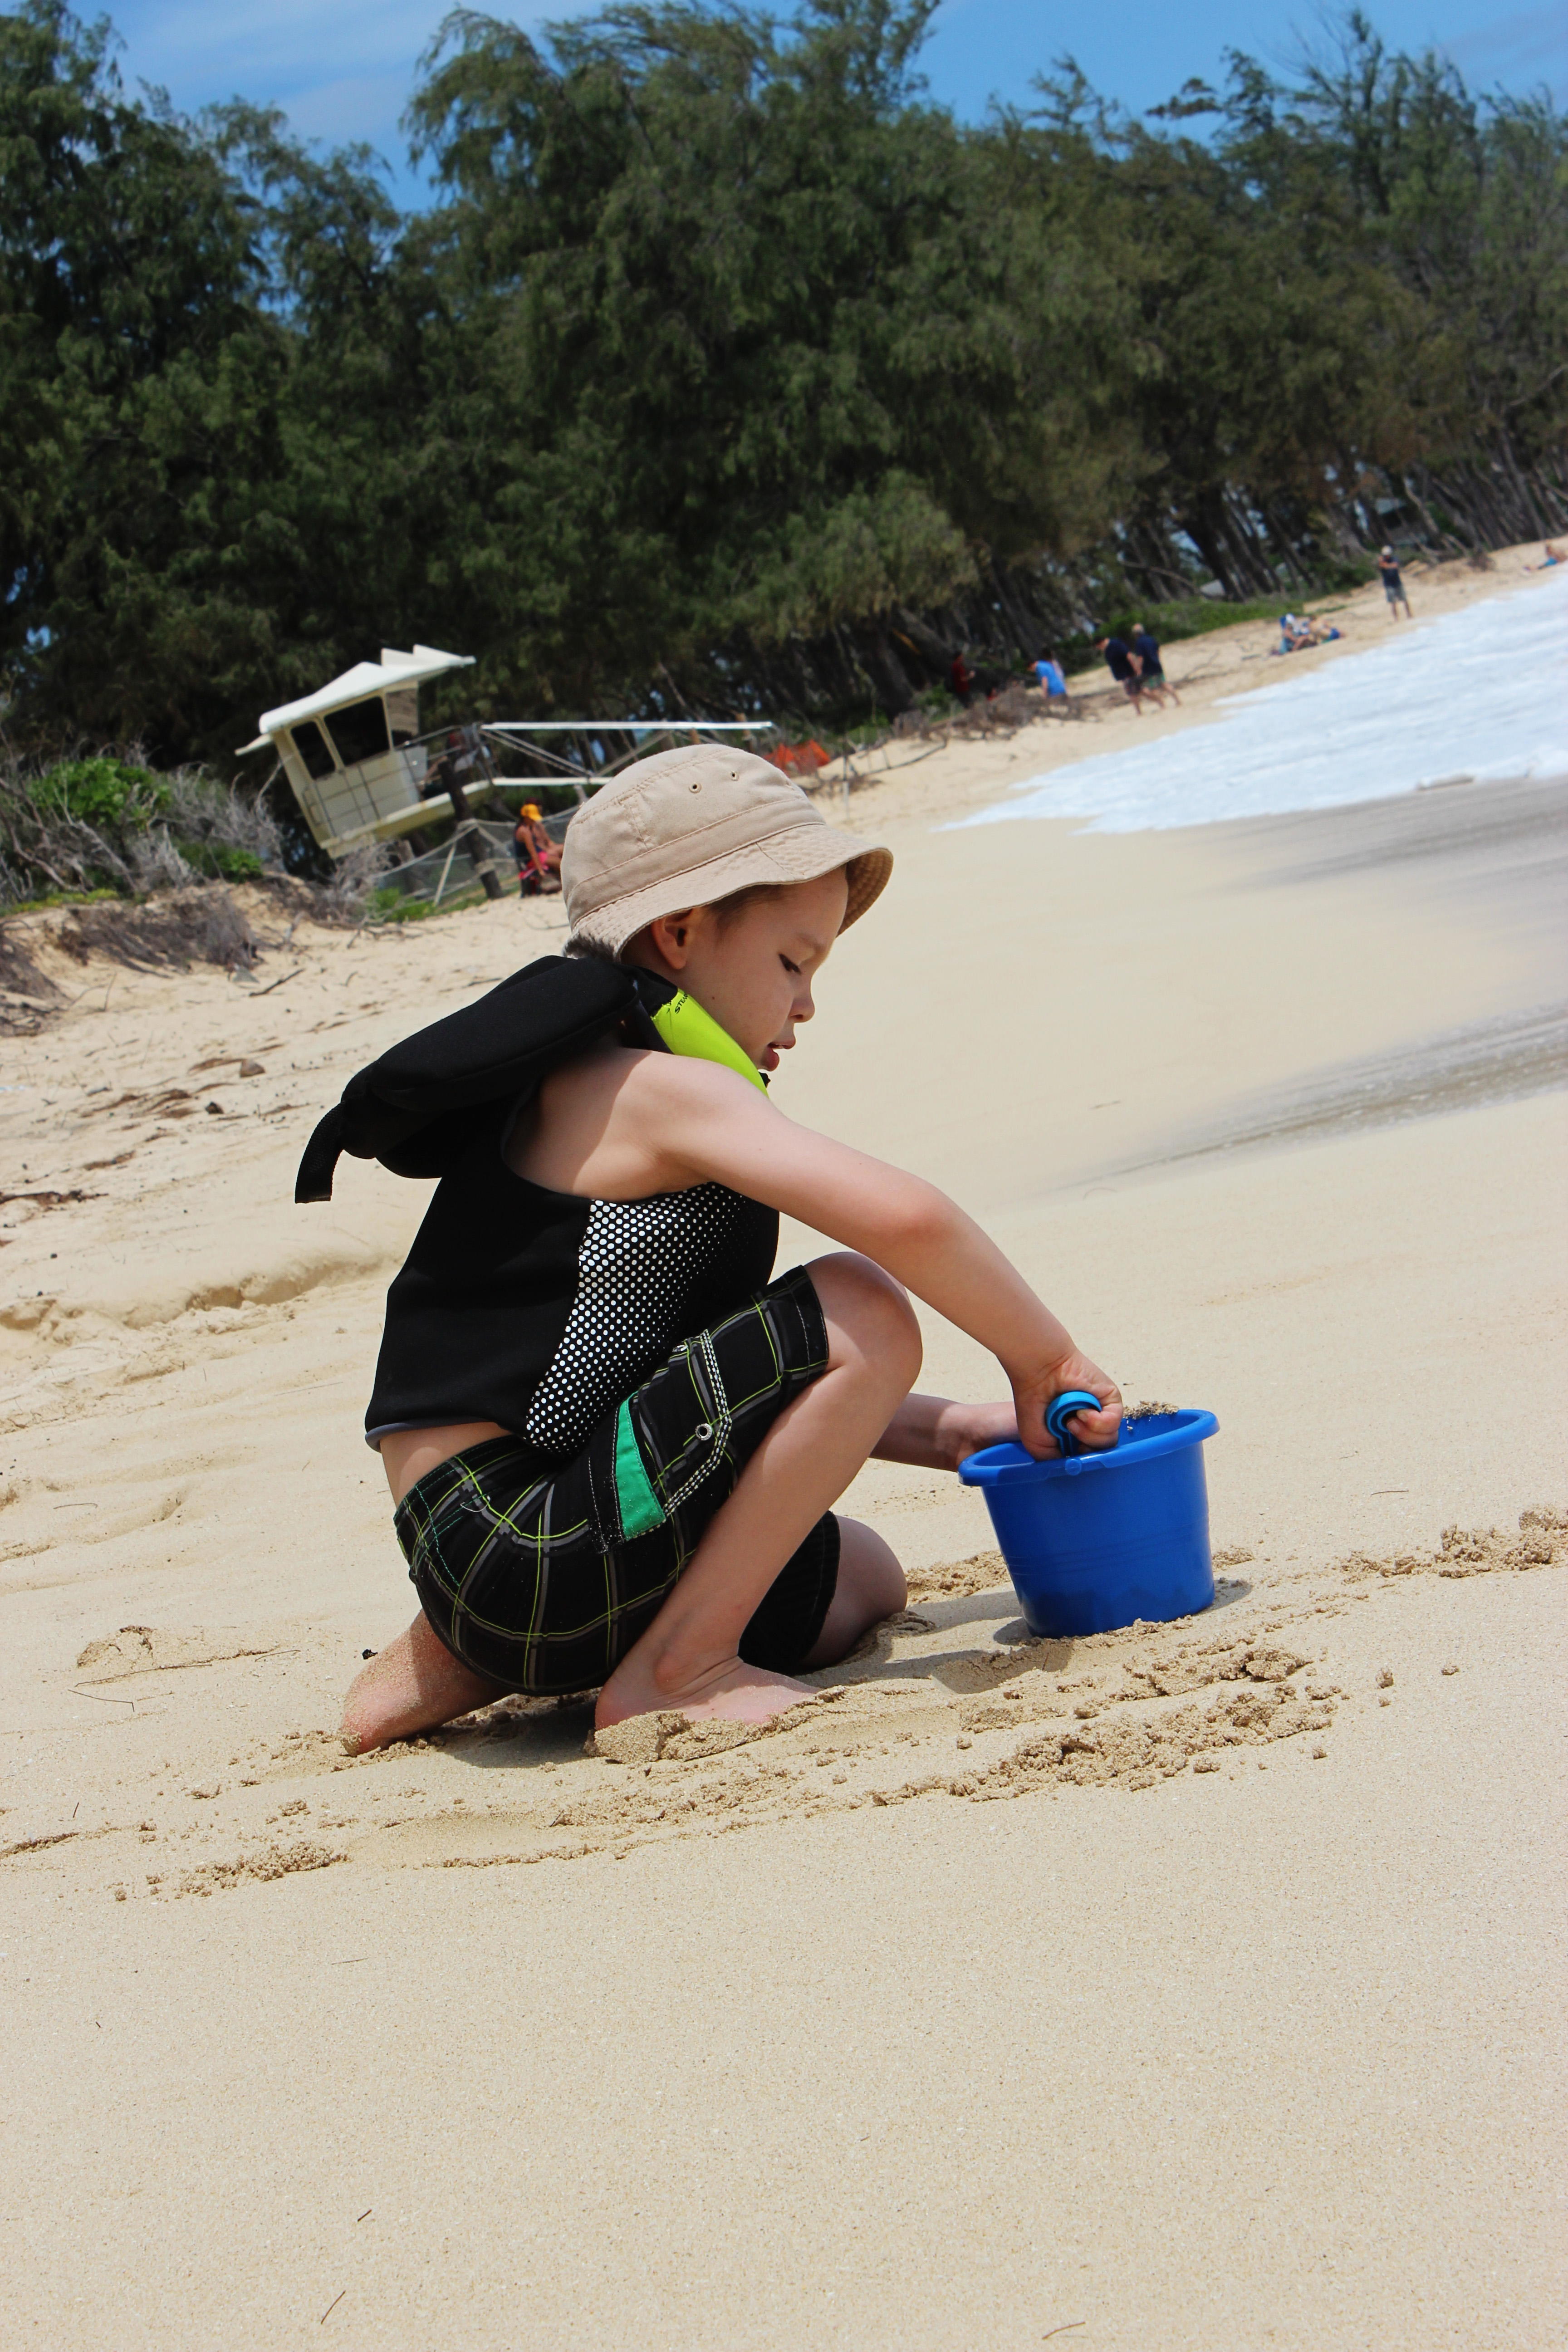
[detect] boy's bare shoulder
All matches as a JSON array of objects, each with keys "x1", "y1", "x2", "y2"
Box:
[
  {"x1": 541, "y1": 1039, "x2": 750, "y2": 1108},
  {"x1": 518, "y1": 1041, "x2": 773, "y2": 1197},
  {"x1": 537, "y1": 1039, "x2": 769, "y2": 1143}
]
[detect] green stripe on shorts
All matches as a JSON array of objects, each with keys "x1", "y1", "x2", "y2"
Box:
[{"x1": 613, "y1": 1398, "x2": 666, "y2": 1539}]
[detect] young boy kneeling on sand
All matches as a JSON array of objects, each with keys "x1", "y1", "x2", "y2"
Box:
[{"x1": 341, "y1": 747, "x2": 1121, "y2": 1751}]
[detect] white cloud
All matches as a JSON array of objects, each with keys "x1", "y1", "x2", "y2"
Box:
[
  {"x1": 283, "y1": 66, "x2": 427, "y2": 157},
  {"x1": 109, "y1": 0, "x2": 552, "y2": 183},
  {"x1": 115, "y1": 0, "x2": 448, "y2": 98}
]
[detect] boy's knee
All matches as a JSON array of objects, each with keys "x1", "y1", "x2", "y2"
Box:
[
  {"x1": 812, "y1": 1251, "x2": 922, "y2": 1382},
  {"x1": 838, "y1": 1518, "x2": 906, "y2": 1616}
]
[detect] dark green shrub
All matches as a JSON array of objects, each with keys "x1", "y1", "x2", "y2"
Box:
[
  {"x1": 174, "y1": 839, "x2": 264, "y2": 881},
  {"x1": 31, "y1": 759, "x2": 169, "y2": 830}
]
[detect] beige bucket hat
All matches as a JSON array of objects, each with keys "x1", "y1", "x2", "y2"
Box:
[{"x1": 561, "y1": 743, "x2": 892, "y2": 960}]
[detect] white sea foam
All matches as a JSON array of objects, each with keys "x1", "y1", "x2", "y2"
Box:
[{"x1": 951, "y1": 570, "x2": 1568, "y2": 835}]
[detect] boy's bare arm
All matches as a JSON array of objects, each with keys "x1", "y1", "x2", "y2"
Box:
[
  {"x1": 610, "y1": 1057, "x2": 1121, "y2": 1458},
  {"x1": 871, "y1": 1392, "x2": 1021, "y2": 1470}
]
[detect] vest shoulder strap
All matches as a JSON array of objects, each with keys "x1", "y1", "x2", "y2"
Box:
[{"x1": 294, "y1": 954, "x2": 651, "y2": 1202}]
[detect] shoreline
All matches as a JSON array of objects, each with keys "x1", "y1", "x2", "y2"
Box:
[{"x1": 810, "y1": 544, "x2": 1566, "y2": 841}]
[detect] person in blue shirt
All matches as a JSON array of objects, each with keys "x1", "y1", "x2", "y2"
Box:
[{"x1": 1031, "y1": 648, "x2": 1070, "y2": 715}]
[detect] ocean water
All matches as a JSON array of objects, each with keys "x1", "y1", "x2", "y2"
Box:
[{"x1": 951, "y1": 570, "x2": 1568, "y2": 836}]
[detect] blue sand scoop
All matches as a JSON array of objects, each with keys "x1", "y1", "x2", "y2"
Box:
[
  {"x1": 1044, "y1": 1388, "x2": 1102, "y2": 1455},
  {"x1": 959, "y1": 1401, "x2": 1220, "y2": 1638}
]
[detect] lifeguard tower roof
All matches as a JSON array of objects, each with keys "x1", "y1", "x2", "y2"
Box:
[{"x1": 239, "y1": 645, "x2": 473, "y2": 752}]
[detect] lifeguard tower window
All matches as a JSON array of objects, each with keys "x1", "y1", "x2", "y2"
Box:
[
  {"x1": 386, "y1": 687, "x2": 418, "y2": 745},
  {"x1": 327, "y1": 698, "x2": 392, "y2": 766},
  {"x1": 291, "y1": 720, "x2": 336, "y2": 780}
]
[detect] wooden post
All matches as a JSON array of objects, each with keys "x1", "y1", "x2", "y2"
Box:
[{"x1": 445, "y1": 774, "x2": 503, "y2": 902}]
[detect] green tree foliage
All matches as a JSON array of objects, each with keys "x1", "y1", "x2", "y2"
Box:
[
  {"x1": 29, "y1": 753, "x2": 167, "y2": 826},
  {"x1": 0, "y1": 0, "x2": 1563, "y2": 764},
  {"x1": 397, "y1": 0, "x2": 1138, "y2": 714}
]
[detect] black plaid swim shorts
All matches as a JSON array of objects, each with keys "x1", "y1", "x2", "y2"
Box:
[{"x1": 393, "y1": 1264, "x2": 838, "y2": 1693}]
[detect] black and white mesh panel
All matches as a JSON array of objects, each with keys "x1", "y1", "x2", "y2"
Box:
[{"x1": 523, "y1": 1185, "x2": 754, "y2": 1455}]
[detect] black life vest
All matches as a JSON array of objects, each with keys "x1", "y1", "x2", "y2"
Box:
[{"x1": 294, "y1": 954, "x2": 669, "y2": 1204}]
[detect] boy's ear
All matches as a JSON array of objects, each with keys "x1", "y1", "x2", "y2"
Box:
[{"x1": 647, "y1": 908, "x2": 700, "y2": 970}]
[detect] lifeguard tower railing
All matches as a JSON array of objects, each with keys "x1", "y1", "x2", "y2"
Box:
[
  {"x1": 370, "y1": 719, "x2": 783, "y2": 914},
  {"x1": 476, "y1": 716, "x2": 778, "y2": 804}
]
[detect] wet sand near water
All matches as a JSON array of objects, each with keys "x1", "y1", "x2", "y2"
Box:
[
  {"x1": 1111, "y1": 997, "x2": 1567, "y2": 1169},
  {"x1": 0, "y1": 623, "x2": 1564, "y2": 2346}
]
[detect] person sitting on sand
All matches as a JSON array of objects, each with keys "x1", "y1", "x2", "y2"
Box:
[
  {"x1": 1377, "y1": 545, "x2": 1412, "y2": 619},
  {"x1": 336, "y1": 747, "x2": 1122, "y2": 1749},
  {"x1": 1129, "y1": 624, "x2": 1180, "y2": 709},
  {"x1": 1283, "y1": 612, "x2": 1341, "y2": 652},
  {"x1": 1527, "y1": 542, "x2": 1566, "y2": 569},
  {"x1": 1032, "y1": 648, "x2": 1070, "y2": 714},
  {"x1": 1093, "y1": 629, "x2": 1145, "y2": 713},
  {"x1": 513, "y1": 802, "x2": 562, "y2": 895}
]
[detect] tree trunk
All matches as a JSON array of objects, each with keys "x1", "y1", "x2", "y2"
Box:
[
  {"x1": 892, "y1": 604, "x2": 957, "y2": 666},
  {"x1": 858, "y1": 620, "x2": 916, "y2": 715}
]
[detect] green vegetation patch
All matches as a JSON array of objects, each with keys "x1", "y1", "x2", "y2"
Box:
[
  {"x1": 368, "y1": 881, "x2": 514, "y2": 923},
  {"x1": 174, "y1": 839, "x2": 264, "y2": 882},
  {"x1": 5, "y1": 887, "x2": 124, "y2": 915},
  {"x1": 30, "y1": 759, "x2": 170, "y2": 830}
]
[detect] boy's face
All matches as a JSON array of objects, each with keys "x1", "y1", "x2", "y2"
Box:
[{"x1": 640, "y1": 869, "x2": 849, "y2": 1071}]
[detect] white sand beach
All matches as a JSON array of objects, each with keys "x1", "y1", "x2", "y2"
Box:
[{"x1": 1, "y1": 553, "x2": 1564, "y2": 2348}]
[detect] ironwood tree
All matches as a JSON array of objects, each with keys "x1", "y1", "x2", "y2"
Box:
[{"x1": 1, "y1": 0, "x2": 1563, "y2": 761}]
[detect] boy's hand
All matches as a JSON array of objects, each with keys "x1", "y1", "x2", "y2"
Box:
[
  {"x1": 873, "y1": 1376, "x2": 1123, "y2": 1473},
  {"x1": 1010, "y1": 1355, "x2": 1122, "y2": 1460}
]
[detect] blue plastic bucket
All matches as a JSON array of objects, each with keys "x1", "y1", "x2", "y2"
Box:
[{"x1": 958, "y1": 1409, "x2": 1220, "y2": 1637}]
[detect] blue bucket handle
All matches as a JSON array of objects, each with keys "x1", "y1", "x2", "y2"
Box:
[{"x1": 1045, "y1": 1388, "x2": 1103, "y2": 1462}]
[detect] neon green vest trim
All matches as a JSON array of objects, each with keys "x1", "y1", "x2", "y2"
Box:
[{"x1": 648, "y1": 990, "x2": 768, "y2": 1094}]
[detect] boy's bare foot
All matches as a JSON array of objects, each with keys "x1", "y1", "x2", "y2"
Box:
[
  {"x1": 340, "y1": 1611, "x2": 508, "y2": 1754},
  {"x1": 594, "y1": 1652, "x2": 814, "y2": 1732}
]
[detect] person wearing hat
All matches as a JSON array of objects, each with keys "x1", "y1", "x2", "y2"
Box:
[
  {"x1": 1377, "y1": 545, "x2": 1411, "y2": 619},
  {"x1": 512, "y1": 800, "x2": 562, "y2": 893},
  {"x1": 340, "y1": 744, "x2": 1122, "y2": 1752}
]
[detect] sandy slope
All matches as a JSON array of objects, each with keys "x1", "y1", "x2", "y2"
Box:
[{"x1": 0, "y1": 568, "x2": 1565, "y2": 2347}]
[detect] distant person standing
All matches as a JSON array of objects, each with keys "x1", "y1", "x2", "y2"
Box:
[
  {"x1": 1377, "y1": 545, "x2": 1412, "y2": 619},
  {"x1": 1093, "y1": 630, "x2": 1145, "y2": 715},
  {"x1": 1128, "y1": 623, "x2": 1180, "y2": 709}
]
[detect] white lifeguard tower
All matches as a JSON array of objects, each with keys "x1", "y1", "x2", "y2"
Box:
[
  {"x1": 238, "y1": 644, "x2": 475, "y2": 856},
  {"x1": 240, "y1": 643, "x2": 785, "y2": 909}
]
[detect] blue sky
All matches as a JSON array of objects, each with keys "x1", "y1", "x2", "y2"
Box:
[{"x1": 106, "y1": 0, "x2": 1566, "y2": 202}]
